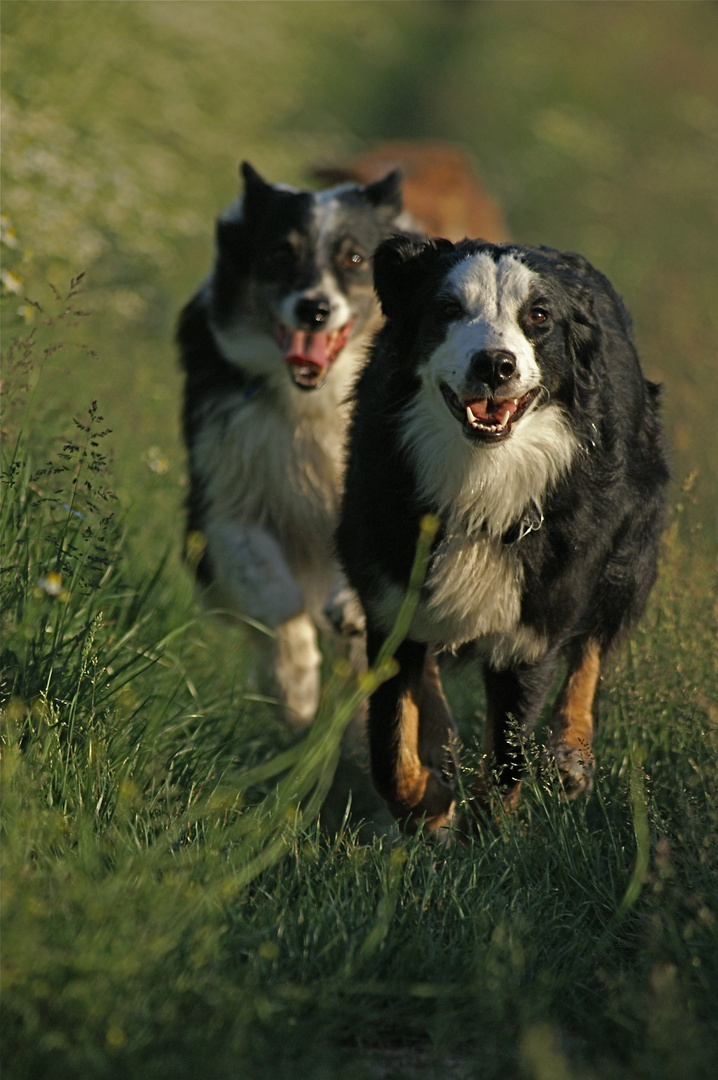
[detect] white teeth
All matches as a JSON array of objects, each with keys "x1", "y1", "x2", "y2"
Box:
[
  {"x1": 500, "y1": 410, "x2": 511, "y2": 427},
  {"x1": 465, "y1": 404, "x2": 475, "y2": 424}
]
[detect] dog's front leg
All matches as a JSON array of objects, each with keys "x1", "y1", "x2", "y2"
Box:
[
  {"x1": 475, "y1": 658, "x2": 559, "y2": 811},
  {"x1": 366, "y1": 634, "x2": 456, "y2": 834},
  {"x1": 549, "y1": 638, "x2": 601, "y2": 796},
  {"x1": 203, "y1": 522, "x2": 321, "y2": 726},
  {"x1": 204, "y1": 521, "x2": 305, "y2": 628}
]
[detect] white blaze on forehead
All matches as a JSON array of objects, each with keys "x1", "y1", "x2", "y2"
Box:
[
  {"x1": 311, "y1": 184, "x2": 379, "y2": 250},
  {"x1": 312, "y1": 191, "x2": 346, "y2": 244},
  {"x1": 447, "y1": 251, "x2": 537, "y2": 320}
]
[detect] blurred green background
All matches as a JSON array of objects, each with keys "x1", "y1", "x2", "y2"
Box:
[{"x1": 3, "y1": 0, "x2": 717, "y2": 546}]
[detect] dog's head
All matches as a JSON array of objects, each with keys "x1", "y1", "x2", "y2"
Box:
[
  {"x1": 210, "y1": 162, "x2": 404, "y2": 390},
  {"x1": 373, "y1": 235, "x2": 607, "y2": 444}
]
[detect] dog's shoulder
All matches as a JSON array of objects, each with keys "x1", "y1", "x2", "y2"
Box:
[
  {"x1": 177, "y1": 286, "x2": 216, "y2": 372},
  {"x1": 346, "y1": 328, "x2": 418, "y2": 493}
]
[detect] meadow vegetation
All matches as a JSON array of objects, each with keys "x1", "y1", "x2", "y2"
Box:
[{"x1": 2, "y1": 3, "x2": 717, "y2": 1077}]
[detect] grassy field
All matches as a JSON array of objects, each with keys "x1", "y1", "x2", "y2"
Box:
[{"x1": 2, "y1": 3, "x2": 718, "y2": 1078}]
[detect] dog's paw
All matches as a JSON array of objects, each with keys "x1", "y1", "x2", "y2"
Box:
[
  {"x1": 324, "y1": 583, "x2": 366, "y2": 637},
  {"x1": 550, "y1": 741, "x2": 595, "y2": 798},
  {"x1": 390, "y1": 766, "x2": 456, "y2": 835}
]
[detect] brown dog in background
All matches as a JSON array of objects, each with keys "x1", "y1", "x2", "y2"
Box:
[{"x1": 314, "y1": 140, "x2": 507, "y2": 245}]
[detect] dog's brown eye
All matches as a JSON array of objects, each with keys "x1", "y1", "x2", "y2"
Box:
[
  {"x1": 528, "y1": 307, "x2": 549, "y2": 325},
  {"x1": 344, "y1": 251, "x2": 364, "y2": 268},
  {"x1": 440, "y1": 300, "x2": 463, "y2": 319}
]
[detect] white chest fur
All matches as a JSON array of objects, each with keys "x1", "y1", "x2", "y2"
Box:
[
  {"x1": 374, "y1": 532, "x2": 546, "y2": 667},
  {"x1": 371, "y1": 401, "x2": 579, "y2": 666},
  {"x1": 402, "y1": 399, "x2": 578, "y2": 540},
  {"x1": 194, "y1": 385, "x2": 348, "y2": 581}
]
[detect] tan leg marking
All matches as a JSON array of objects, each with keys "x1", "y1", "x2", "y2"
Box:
[
  {"x1": 550, "y1": 639, "x2": 601, "y2": 796},
  {"x1": 392, "y1": 651, "x2": 456, "y2": 833}
]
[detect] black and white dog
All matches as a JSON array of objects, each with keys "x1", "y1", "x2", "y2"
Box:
[
  {"x1": 337, "y1": 236, "x2": 669, "y2": 832},
  {"x1": 178, "y1": 163, "x2": 406, "y2": 725}
]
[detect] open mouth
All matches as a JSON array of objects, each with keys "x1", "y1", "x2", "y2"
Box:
[
  {"x1": 440, "y1": 383, "x2": 540, "y2": 442},
  {"x1": 277, "y1": 322, "x2": 354, "y2": 390}
]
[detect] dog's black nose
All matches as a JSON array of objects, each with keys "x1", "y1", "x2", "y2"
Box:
[
  {"x1": 295, "y1": 296, "x2": 331, "y2": 328},
  {"x1": 470, "y1": 349, "x2": 517, "y2": 391}
]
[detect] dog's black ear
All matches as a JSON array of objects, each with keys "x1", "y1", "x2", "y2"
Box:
[
  {"x1": 213, "y1": 164, "x2": 262, "y2": 273},
  {"x1": 239, "y1": 161, "x2": 277, "y2": 209},
  {"x1": 215, "y1": 215, "x2": 245, "y2": 256},
  {"x1": 240, "y1": 161, "x2": 270, "y2": 189},
  {"x1": 363, "y1": 169, "x2": 403, "y2": 214},
  {"x1": 567, "y1": 307, "x2": 601, "y2": 374},
  {"x1": 567, "y1": 251, "x2": 637, "y2": 349},
  {"x1": 554, "y1": 250, "x2": 629, "y2": 370},
  {"x1": 373, "y1": 235, "x2": 455, "y2": 322},
  {"x1": 553, "y1": 250, "x2": 596, "y2": 280},
  {"x1": 554, "y1": 249, "x2": 629, "y2": 327}
]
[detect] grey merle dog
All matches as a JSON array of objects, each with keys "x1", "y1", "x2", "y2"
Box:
[{"x1": 178, "y1": 162, "x2": 407, "y2": 725}]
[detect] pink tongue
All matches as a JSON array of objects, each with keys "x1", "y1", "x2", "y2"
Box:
[
  {"x1": 467, "y1": 397, "x2": 519, "y2": 422},
  {"x1": 284, "y1": 331, "x2": 330, "y2": 371}
]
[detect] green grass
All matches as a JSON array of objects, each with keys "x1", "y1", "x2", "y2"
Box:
[
  {"x1": 2, "y1": 3, "x2": 718, "y2": 1078},
  {"x1": 2, "y1": 402, "x2": 717, "y2": 1077}
]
